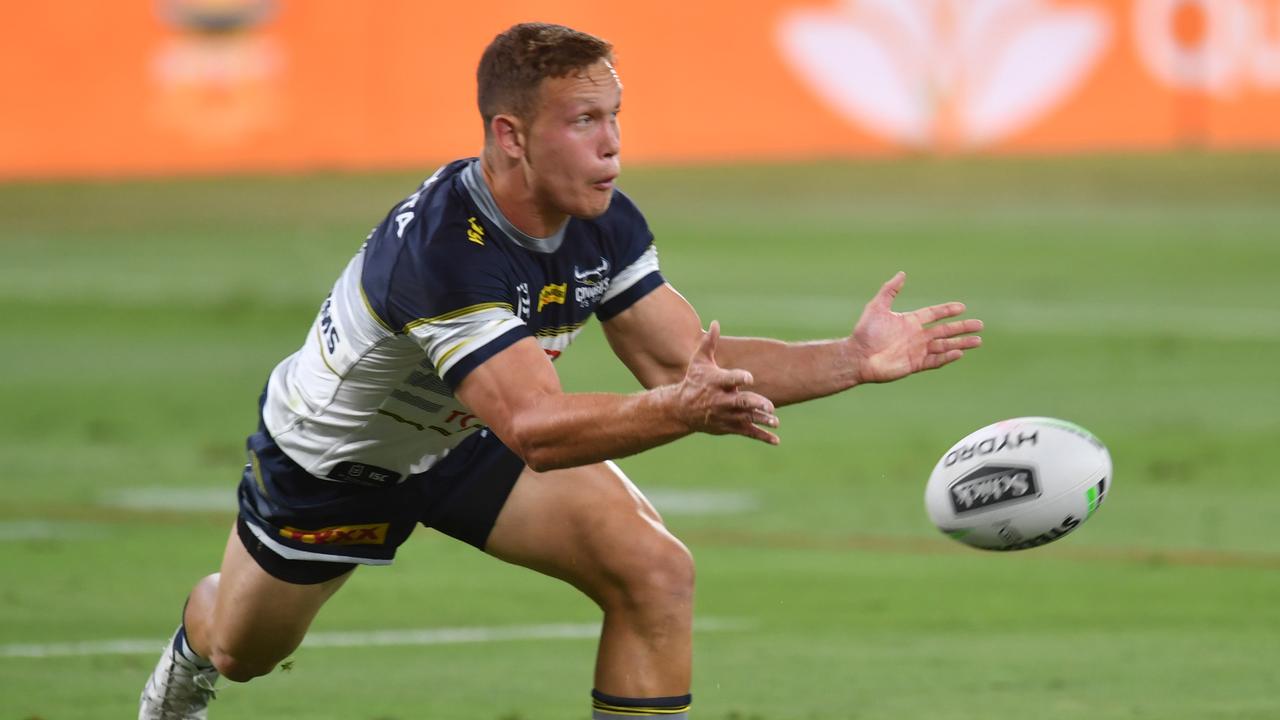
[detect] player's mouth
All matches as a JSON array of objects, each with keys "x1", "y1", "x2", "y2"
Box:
[{"x1": 592, "y1": 174, "x2": 617, "y2": 191}]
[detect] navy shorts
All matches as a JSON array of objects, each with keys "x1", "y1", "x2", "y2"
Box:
[{"x1": 236, "y1": 414, "x2": 525, "y2": 584}]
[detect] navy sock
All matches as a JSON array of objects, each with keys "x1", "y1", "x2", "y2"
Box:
[
  {"x1": 591, "y1": 689, "x2": 692, "y2": 718},
  {"x1": 172, "y1": 625, "x2": 214, "y2": 670}
]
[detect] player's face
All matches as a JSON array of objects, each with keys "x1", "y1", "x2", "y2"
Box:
[{"x1": 524, "y1": 59, "x2": 622, "y2": 220}]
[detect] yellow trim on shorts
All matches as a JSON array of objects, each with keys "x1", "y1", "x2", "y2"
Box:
[{"x1": 249, "y1": 449, "x2": 269, "y2": 498}]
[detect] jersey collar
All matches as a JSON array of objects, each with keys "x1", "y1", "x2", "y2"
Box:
[{"x1": 461, "y1": 159, "x2": 567, "y2": 254}]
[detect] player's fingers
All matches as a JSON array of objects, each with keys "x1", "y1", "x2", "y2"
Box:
[
  {"x1": 709, "y1": 366, "x2": 754, "y2": 390},
  {"x1": 923, "y1": 349, "x2": 966, "y2": 370},
  {"x1": 927, "y1": 318, "x2": 983, "y2": 339},
  {"x1": 928, "y1": 335, "x2": 982, "y2": 354},
  {"x1": 871, "y1": 271, "x2": 906, "y2": 309},
  {"x1": 737, "y1": 421, "x2": 780, "y2": 446},
  {"x1": 912, "y1": 302, "x2": 968, "y2": 325},
  {"x1": 751, "y1": 407, "x2": 780, "y2": 428},
  {"x1": 731, "y1": 390, "x2": 774, "y2": 417}
]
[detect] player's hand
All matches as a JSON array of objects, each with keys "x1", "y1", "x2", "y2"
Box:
[
  {"x1": 677, "y1": 321, "x2": 780, "y2": 445},
  {"x1": 849, "y1": 272, "x2": 983, "y2": 384}
]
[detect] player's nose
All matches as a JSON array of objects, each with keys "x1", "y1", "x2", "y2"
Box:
[{"x1": 601, "y1": 117, "x2": 620, "y2": 158}]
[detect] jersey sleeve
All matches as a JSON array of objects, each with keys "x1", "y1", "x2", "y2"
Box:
[
  {"x1": 361, "y1": 182, "x2": 530, "y2": 390},
  {"x1": 595, "y1": 190, "x2": 666, "y2": 322}
]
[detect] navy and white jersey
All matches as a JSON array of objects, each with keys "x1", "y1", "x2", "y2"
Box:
[{"x1": 261, "y1": 158, "x2": 664, "y2": 483}]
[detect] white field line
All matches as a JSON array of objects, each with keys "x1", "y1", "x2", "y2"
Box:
[
  {"x1": 101, "y1": 487, "x2": 234, "y2": 511},
  {"x1": 0, "y1": 521, "x2": 108, "y2": 541},
  {"x1": 645, "y1": 489, "x2": 759, "y2": 516},
  {"x1": 696, "y1": 294, "x2": 1280, "y2": 341},
  {"x1": 0, "y1": 618, "x2": 751, "y2": 660}
]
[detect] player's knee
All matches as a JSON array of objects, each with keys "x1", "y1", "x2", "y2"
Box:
[{"x1": 607, "y1": 531, "x2": 695, "y2": 611}]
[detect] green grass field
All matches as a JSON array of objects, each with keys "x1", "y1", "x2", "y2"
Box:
[{"x1": 2, "y1": 152, "x2": 1279, "y2": 719}]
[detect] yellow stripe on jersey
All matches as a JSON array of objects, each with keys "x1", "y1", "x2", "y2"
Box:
[
  {"x1": 358, "y1": 281, "x2": 395, "y2": 333},
  {"x1": 534, "y1": 320, "x2": 586, "y2": 338},
  {"x1": 435, "y1": 339, "x2": 471, "y2": 368},
  {"x1": 403, "y1": 302, "x2": 514, "y2": 333}
]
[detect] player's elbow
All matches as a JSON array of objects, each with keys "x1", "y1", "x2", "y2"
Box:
[
  {"x1": 512, "y1": 440, "x2": 564, "y2": 473},
  {"x1": 502, "y1": 419, "x2": 561, "y2": 473},
  {"x1": 522, "y1": 450, "x2": 560, "y2": 473}
]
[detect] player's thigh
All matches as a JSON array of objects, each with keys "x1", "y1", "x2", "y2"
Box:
[
  {"x1": 483, "y1": 461, "x2": 693, "y2": 604},
  {"x1": 208, "y1": 523, "x2": 354, "y2": 664}
]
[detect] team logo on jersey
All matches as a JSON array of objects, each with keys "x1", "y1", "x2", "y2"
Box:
[
  {"x1": 538, "y1": 283, "x2": 567, "y2": 311},
  {"x1": 574, "y1": 258, "x2": 611, "y2": 307},
  {"x1": 279, "y1": 522, "x2": 389, "y2": 546},
  {"x1": 574, "y1": 258, "x2": 610, "y2": 285},
  {"x1": 466, "y1": 216, "x2": 485, "y2": 246}
]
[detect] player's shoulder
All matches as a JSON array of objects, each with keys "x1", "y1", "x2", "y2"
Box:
[
  {"x1": 575, "y1": 188, "x2": 653, "y2": 260},
  {"x1": 367, "y1": 159, "x2": 503, "y2": 270},
  {"x1": 360, "y1": 160, "x2": 511, "y2": 329}
]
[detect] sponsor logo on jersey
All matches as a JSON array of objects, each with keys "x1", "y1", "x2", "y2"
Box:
[
  {"x1": 538, "y1": 282, "x2": 567, "y2": 311},
  {"x1": 279, "y1": 522, "x2": 389, "y2": 546},
  {"x1": 466, "y1": 216, "x2": 485, "y2": 246},
  {"x1": 948, "y1": 464, "x2": 1040, "y2": 515}
]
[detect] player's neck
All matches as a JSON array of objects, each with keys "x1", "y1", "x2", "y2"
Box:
[{"x1": 480, "y1": 152, "x2": 566, "y2": 238}]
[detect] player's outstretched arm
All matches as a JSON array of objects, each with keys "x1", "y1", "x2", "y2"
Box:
[
  {"x1": 602, "y1": 273, "x2": 982, "y2": 407},
  {"x1": 454, "y1": 323, "x2": 778, "y2": 472}
]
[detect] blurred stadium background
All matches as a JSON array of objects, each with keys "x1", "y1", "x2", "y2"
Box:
[{"x1": 2, "y1": 1, "x2": 1279, "y2": 719}]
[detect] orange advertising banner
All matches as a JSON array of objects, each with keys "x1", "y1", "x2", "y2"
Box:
[{"x1": 2, "y1": 0, "x2": 1279, "y2": 178}]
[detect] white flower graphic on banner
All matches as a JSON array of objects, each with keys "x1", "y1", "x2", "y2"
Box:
[{"x1": 777, "y1": 0, "x2": 1110, "y2": 148}]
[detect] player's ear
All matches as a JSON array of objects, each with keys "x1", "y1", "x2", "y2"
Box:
[{"x1": 490, "y1": 113, "x2": 526, "y2": 161}]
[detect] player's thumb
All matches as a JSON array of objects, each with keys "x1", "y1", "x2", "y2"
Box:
[
  {"x1": 694, "y1": 320, "x2": 721, "y2": 364},
  {"x1": 874, "y1": 271, "x2": 906, "y2": 308}
]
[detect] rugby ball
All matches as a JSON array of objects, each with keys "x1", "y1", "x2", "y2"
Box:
[{"x1": 925, "y1": 417, "x2": 1111, "y2": 551}]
